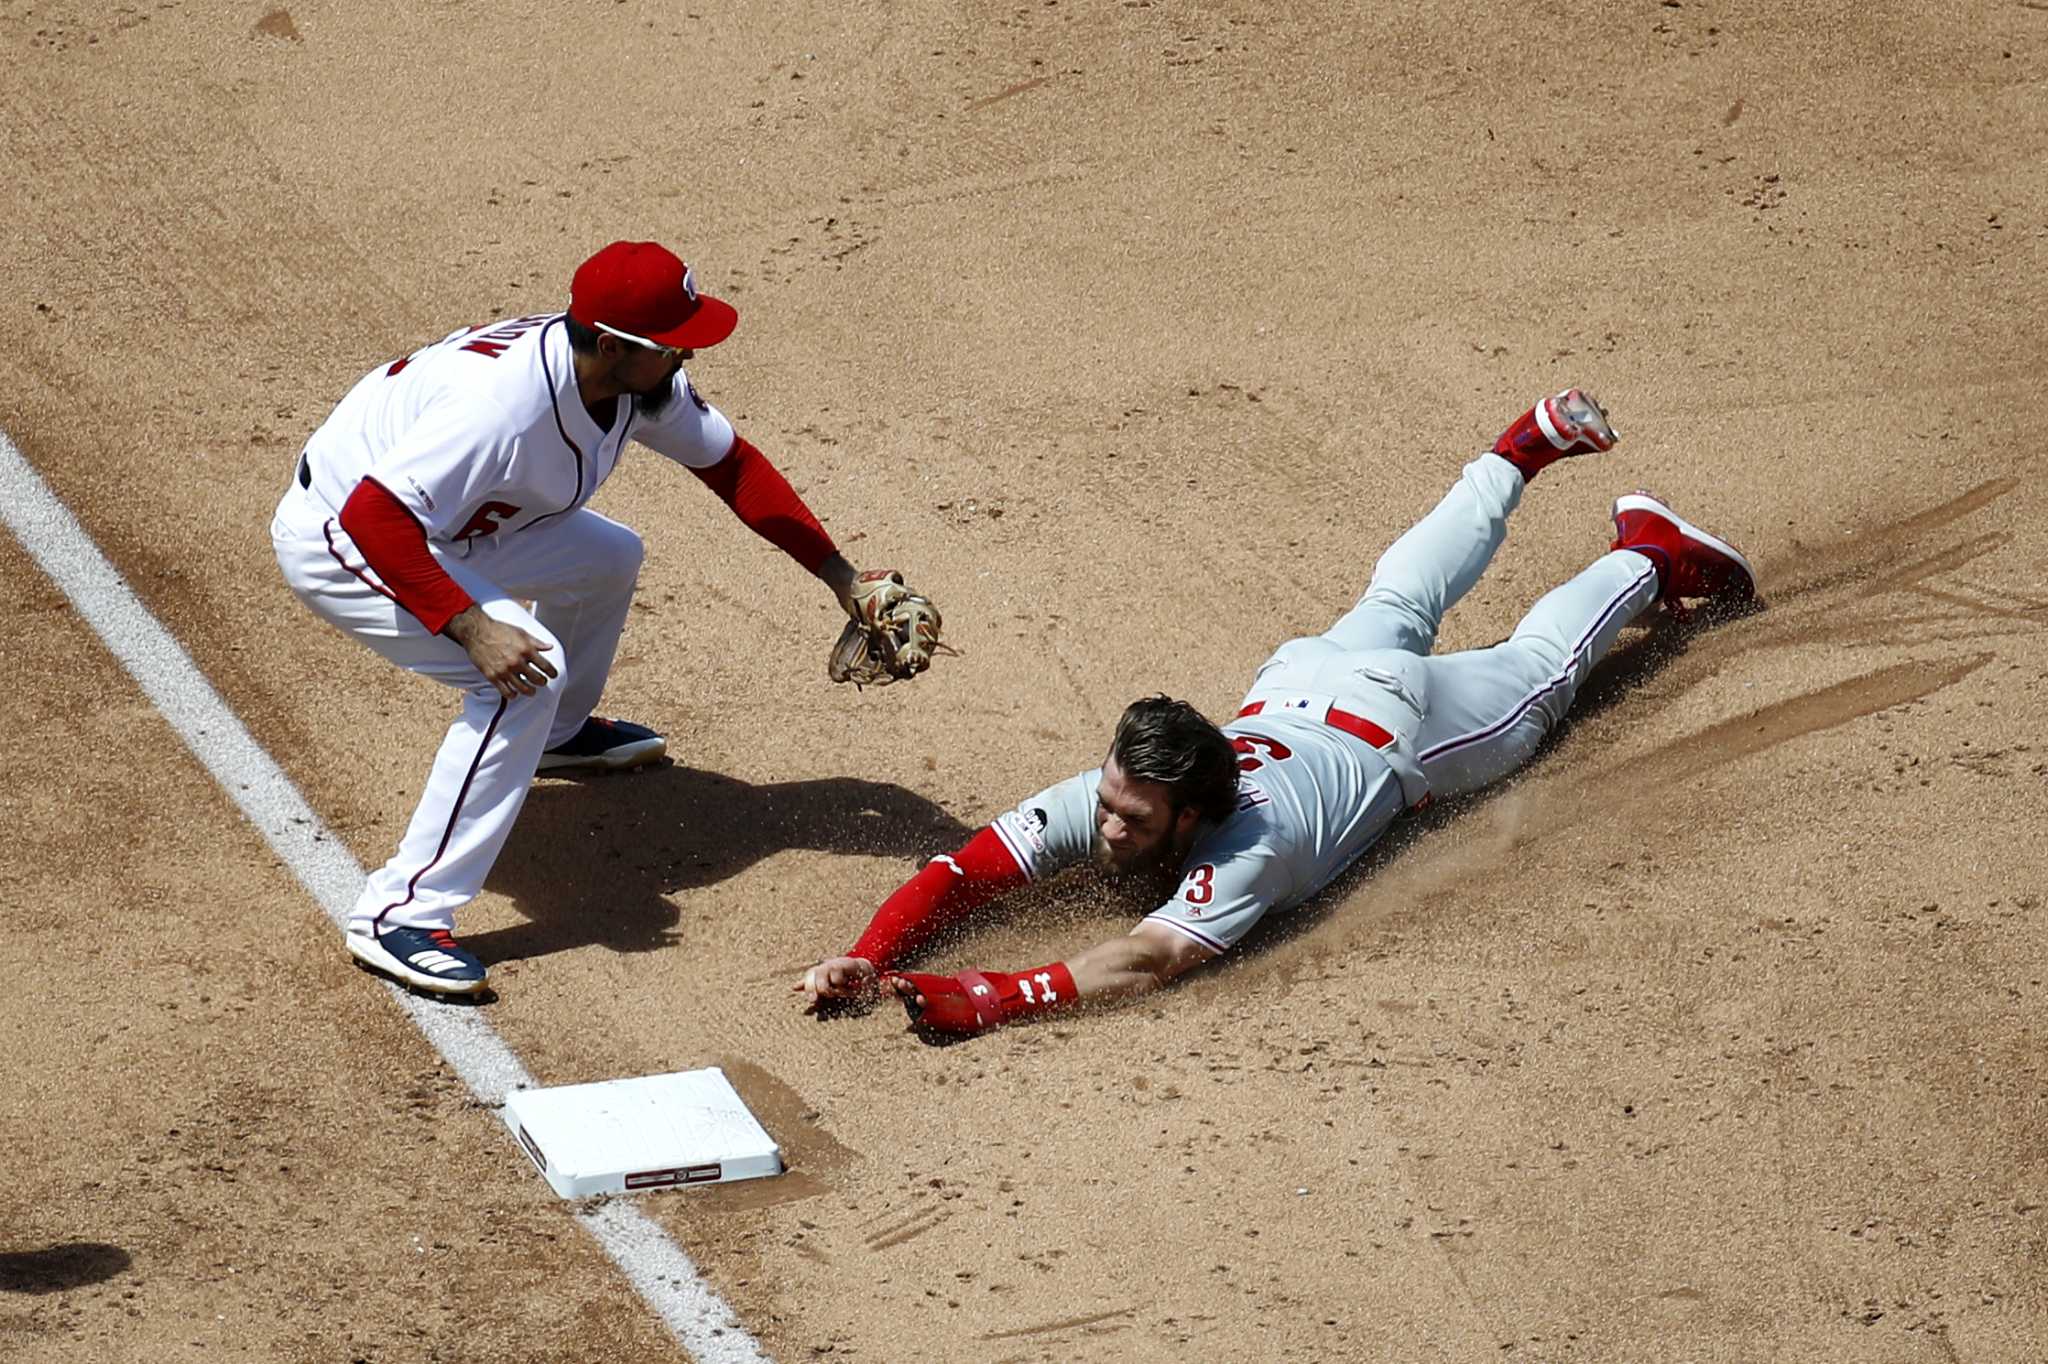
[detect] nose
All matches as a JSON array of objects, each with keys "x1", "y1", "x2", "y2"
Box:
[{"x1": 1101, "y1": 813, "x2": 1130, "y2": 845}]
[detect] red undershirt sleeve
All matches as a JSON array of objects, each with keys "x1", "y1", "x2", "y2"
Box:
[
  {"x1": 850, "y1": 826, "x2": 1031, "y2": 970},
  {"x1": 692, "y1": 436, "x2": 835, "y2": 573},
  {"x1": 337, "y1": 478, "x2": 477, "y2": 637},
  {"x1": 688, "y1": 436, "x2": 839, "y2": 576}
]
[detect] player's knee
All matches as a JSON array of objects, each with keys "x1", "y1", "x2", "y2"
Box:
[
  {"x1": 529, "y1": 625, "x2": 571, "y2": 702},
  {"x1": 594, "y1": 523, "x2": 645, "y2": 586},
  {"x1": 1353, "y1": 588, "x2": 1435, "y2": 648},
  {"x1": 1501, "y1": 631, "x2": 1569, "y2": 676}
]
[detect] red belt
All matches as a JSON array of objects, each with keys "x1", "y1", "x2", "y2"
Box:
[{"x1": 1237, "y1": 700, "x2": 1395, "y2": 750}]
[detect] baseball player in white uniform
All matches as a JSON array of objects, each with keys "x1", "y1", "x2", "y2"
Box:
[
  {"x1": 796, "y1": 389, "x2": 1759, "y2": 1035},
  {"x1": 275, "y1": 241, "x2": 899, "y2": 997}
]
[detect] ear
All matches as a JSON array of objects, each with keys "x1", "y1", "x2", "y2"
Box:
[{"x1": 1172, "y1": 804, "x2": 1203, "y2": 839}]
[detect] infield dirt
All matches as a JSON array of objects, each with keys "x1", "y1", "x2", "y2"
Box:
[{"x1": 3, "y1": 2, "x2": 2045, "y2": 1360}]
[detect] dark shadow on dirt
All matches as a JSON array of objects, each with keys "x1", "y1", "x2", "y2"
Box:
[
  {"x1": 468, "y1": 765, "x2": 971, "y2": 964},
  {"x1": 0, "y1": 1243, "x2": 132, "y2": 1294}
]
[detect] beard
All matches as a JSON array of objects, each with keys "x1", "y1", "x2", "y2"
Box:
[
  {"x1": 632, "y1": 377, "x2": 680, "y2": 418},
  {"x1": 1091, "y1": 830, "x2": 1169, "y2": 879},
  {"x1": 1089, "y1": 834, "x2": 1185, "y2": 911},
  {"x1": 627, "y1": 358, "x2": 686, "y2": 418}
]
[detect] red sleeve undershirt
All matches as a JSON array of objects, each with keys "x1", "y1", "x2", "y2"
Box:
[
  {"x1": 850, "y1": 826, "x2": 1031, "y2": 970},
  {"x1": 337, "y1": 478, "x2": 476, "y2": 636},
  {"x1": 690, "y1": 436, "x2": 838, "y2": 576}
]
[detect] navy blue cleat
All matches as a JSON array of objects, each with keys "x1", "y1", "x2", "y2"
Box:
[
  {"x1": 347, "y1": 926, "x2": 488, "y2": 996},
  {"x1": 536, "y1": 716, "x2": 667, "y2": 773}
]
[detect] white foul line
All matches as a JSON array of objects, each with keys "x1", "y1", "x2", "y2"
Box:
[{"x1": 0, "y1": 430, "x2": 771, "y2": 1364}]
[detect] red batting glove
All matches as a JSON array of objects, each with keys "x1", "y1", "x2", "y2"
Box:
[
  {"x1": 886, "y1": 963, "x2": 1078, "y2": 1037},
  {"x1": 885, "y1": 971, "x2": 1000, "y2": 1035}
]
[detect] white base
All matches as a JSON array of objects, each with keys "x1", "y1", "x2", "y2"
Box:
[{"x1": 502, "y1": 1067, "x2": 783, "y2": 1198}]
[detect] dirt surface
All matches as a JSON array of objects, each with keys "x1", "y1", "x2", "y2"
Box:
[{"x1": 4, "y1": 1, "x2": 2046, "y2": 1360}]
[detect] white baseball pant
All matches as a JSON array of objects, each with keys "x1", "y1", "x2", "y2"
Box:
[
  {"x1": 1250, "y1": 452, "x2": 1659, "y2": 801},
  {"x1": 271, "y1": 480, "x2": 643, "y2": 934}
]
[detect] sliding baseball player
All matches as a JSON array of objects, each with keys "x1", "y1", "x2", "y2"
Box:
[{"x1": 796, "y1": 389, "x2": 1758, "y2": 1035}]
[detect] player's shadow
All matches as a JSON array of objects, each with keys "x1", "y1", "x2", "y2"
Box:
[
  {"x1": 467, "y1": 765, "x2": 970, "y2": 964},
  {"x1": 0, "y1": 1243, "x2": 131, "y2": 1294}
]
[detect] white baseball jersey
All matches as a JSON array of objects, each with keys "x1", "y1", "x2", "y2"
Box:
[
  {"x1": 300, "y1": 313, "x2": 734, "y2": 539},
  {"x1": 990, "y1": 714, "x2": 1408, "y2": 955},
  {"x1": 273, "y1": 312, "x2": 749, "y2": 939}
]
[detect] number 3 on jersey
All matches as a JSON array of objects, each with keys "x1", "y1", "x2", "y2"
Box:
[
  {"x1": 1231, "y1": 733, "x2": 1292, "y2": 773},
  {"x1": 1181, "y1": 864, "x2": 1216, "y2": 904}
]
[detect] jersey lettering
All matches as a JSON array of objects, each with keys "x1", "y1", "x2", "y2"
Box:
[
  {"x1": 459, "y1": 314, "x2": 553, "y2": 359},
  {"x1": 1183, "y1": 864, "x2": 1216, "y2": 904},
  {"x1": 454, "y1": 500, "x2": 521, "y2": 541},
  {"x1": 1230, "y1": 733, "x2": 1293, "y2": 773}
]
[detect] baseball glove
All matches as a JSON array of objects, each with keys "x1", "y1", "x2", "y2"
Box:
[{"x1": 829, "y1": 569, "x2": 945, "y2": 688}]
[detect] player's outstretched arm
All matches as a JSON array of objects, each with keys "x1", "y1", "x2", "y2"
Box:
[
  {"x1": 793, "y1": 825, "x2": 1031, "y2": 1008},
  {"x1": 884, "y1": 921, "x2": 1215, "y2": 1038},
  {"x1": 1067, "y1": 921, "x2": 1216, "y2": 999},
  {"x1": 683, "y1": 440, "x2": 904, "y2": 617},
  {"x1": 688, "y1": 437, "x2": 842, "y2": 577}
]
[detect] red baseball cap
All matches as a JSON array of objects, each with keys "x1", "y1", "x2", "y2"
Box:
[{"x1": 569, "y1": 241, "x2": 739, "y2": 350}]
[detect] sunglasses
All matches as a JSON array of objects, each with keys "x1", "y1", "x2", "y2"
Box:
[{"x1": 593, "y1": 321, "x2": 690, "y2": 361}]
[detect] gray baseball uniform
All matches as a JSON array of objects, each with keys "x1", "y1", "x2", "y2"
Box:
[{"x1": 990, "y1": 452, "x2": 1659, "y2": 956}]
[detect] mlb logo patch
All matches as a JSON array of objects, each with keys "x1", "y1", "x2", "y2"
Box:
[{"x1": 1263, "y1": 693, "x2": 1332, "y2": 723}]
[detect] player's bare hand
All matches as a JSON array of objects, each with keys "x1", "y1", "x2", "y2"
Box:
[
  {"x1": 445, "y1": 607, "x2": 558, "y2": 699},
  {"x1": 794, "y1": 955, "x2": 880, "y2": 1004}
]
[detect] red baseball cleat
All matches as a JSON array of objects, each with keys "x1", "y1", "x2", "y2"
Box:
[
  {"x1": 1492, "y1": 388, "x2": 1618, "y2": 481},
  {"x1": 1610, "y1": 491, "x2": 1758, "y2": 609}
]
